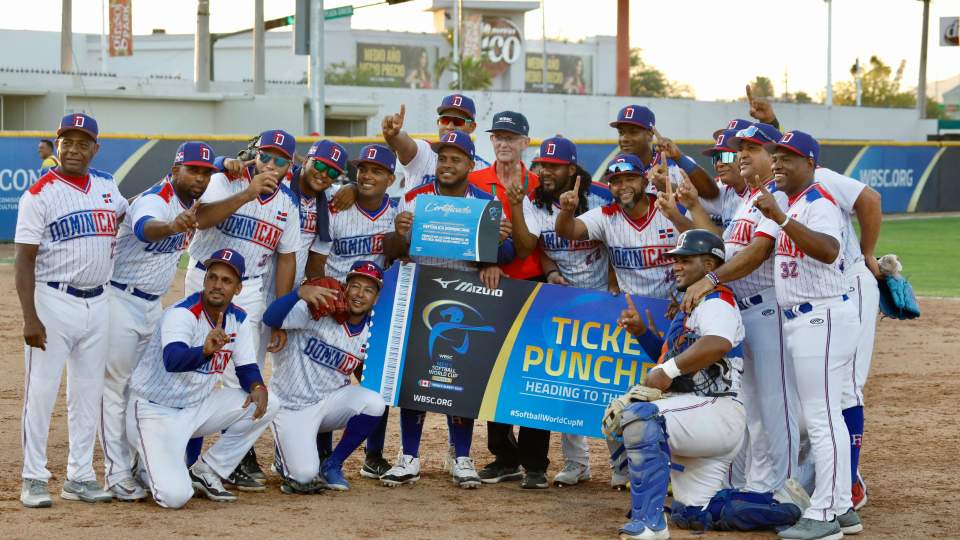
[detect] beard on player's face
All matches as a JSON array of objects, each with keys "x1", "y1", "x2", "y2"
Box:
[
  {"x1": 611, "y1": 175, "x2": 646, "y2": 210},
  {"x1": 538, "y1": 162, "x2": 575, "y2": 197},
  {"x1": 174, "y1": 165, "x2": 213, "y2": 200}
]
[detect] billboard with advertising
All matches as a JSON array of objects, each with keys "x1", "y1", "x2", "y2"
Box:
[
  {"x1": 525, "y1": 53, "x2": 592, "y2": 95},
  {"x1": 356, "y1": 43, "x2": 434, "y2": 89}
]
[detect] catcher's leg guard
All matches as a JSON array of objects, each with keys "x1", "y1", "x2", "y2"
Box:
[
  {"x1": 670, "y1": 500, "x2": 715, "y2": 531},
  {"x1": 619, "y1": 402, "x2": 670, "y2": 537}
]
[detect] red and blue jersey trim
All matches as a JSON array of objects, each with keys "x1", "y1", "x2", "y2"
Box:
[{"x1": 704, "y1": 285, "x2": 737, "y2": 308}]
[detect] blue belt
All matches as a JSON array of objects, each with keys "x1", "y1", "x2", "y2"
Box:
[
  {"x1": 783, "y1": 294, "x2": 848, "y2": 320},
  {"x1": 47, "y1": 282, "x2": 104, "y2": 298},
  {"x1": 110, "y1": 281, "x2": 160, "y2": 302},
  {"x1": 195, "y1": 260, "x2": 252, "y2": 281},
  {"x1": 736, "y1": 293, "x2": 765, "y2": 311}
]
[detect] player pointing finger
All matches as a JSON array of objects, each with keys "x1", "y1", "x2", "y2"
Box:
[
  {"x1": 559, "y1": 176, "x2": 581, "y2": 212},
  {"x1": 381, "y1": 104, "x2": 406, "y2": 139}
]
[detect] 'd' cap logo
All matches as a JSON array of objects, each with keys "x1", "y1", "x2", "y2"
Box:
[
  {"x1": 452, "y1": 95, "x2": 462, "y2": 106},
  {"x1": 716, "y1": 134, "x2": 725, "y2": 145},
  {"x1": 444, "y1": 132, "x2": 457, "y2": 143},
  {"x1": 727, "y1": 119, "x2": 737, "y2": 129},
  {"x1": 331, "y1": 147, "x2": 341, "y2": 161},
  {"x1": 782, "y1": 132, "x2": 794, "y2": 143},
  {"x1": 74, "y1": 115, "x2": 85, "y2": 127},
  {"x1": 546, "y1": 143, "x2": 556, "y2": 155},
  {"x1": 624, "y1": 107, "x2": 634, "y2": 119},
  {"x1": 273, "y1": 133, "x2": 284, "y2": 145},
  {"x1": 366, "y1": 147, "x2": 377, "y2": 159},
  {"x1": 221, "y1": 249, "x2": 234, "y2": 260},
  {"x1": 201, "y1": 147, "x2": 210, "y2": 160}
]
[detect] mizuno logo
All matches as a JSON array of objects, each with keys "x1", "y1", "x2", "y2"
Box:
[
  {"x1": 433, "y1": 278, "x2": 459, "y2": 289},
  {"x1": 454, "y1": 281, "x2": 503, "y2": 297}
]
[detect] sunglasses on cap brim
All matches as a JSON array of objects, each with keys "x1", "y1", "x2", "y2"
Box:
[
  {"x1": 734, "y1": 125, "x2": 775, "y2": 143},
  {"x1": 606, "y1": 162, "x2": 643, "y2": 175}
]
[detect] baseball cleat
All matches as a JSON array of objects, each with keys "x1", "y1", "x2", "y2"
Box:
[
  {"x1": 553, "y1": 461, "x2": 592, "y2": 486},
  {"x1": 452, "y1": 456, "x2": 482, "y2": 489},
  {"x1": 20, "y1": 479, "x2": 52, "y2": 508},
  {"x1": 521, "y1": 470, "x2": 549, "y2": 490},
  {"x1": 611, "y1": 467, "x2": 629, "y2": 491},
  {"x1": 225, "y1": 467, "x2": 266, "y2": 492},
  {"x1": 239, "y1": 448, "x2": 266, "y2": 482},
  {"x1": 360, "y1": 453, "x2": 391, "y2": 479},
  {"x1": 190, "y1": 461, "x2": 237, "y2": 502},
  {"x1": 110, "y1": 477, "x2": 147, "y2": 501},
  {"x1": 777, "y1": 517, "x2": 842, "y2": 540},
  {"x1": 852, "y1": 473, "x2": 868, "y2": 511},
  {"x1": 618, "y1": 520, "x2": 670, "y2": 540},
  {"x1": 60, "y1": 479, "x2": 113, "y2": 503},
  {"x1": 837, "y1": 508, "x2": 863, "y2": 535},
  {"x1": 477, "y1": 461, "x2": 523, "y2": 484},
  {"x1": 381, "y1": 455, "x2": 421, "y2": 487},
  {"x1": 320, "y1": 458, "x2": 350, "y2": 491}
]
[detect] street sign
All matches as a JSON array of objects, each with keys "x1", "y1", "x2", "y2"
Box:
[{"x1": 325, "y1": 6, "x2": 354, "y2": 20}]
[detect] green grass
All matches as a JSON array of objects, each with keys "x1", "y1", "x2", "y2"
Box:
[{"x1": 867, "y1": 217, "x2": 960, "y2": 297}]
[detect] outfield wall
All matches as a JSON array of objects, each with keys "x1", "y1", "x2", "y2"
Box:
[{"x1": 1, "y1": 132, "x2": 957, "y2": 240}]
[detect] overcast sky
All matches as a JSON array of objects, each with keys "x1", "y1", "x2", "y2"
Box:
[{"x1": 5, "y1": 0, "x2": 959, "y2": 101}]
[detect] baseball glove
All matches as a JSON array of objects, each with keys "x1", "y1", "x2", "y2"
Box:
[
  {"x1": 302, "y1": 277, "x2": 350, "y2": 322},
  {"x1": 601, "y1": 384, "x2": 663, "y2": 440},
  {"x1": 876, "y1": 254, "x2": 920, "y2": 320}
]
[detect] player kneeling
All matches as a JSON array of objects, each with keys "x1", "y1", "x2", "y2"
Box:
[
  {"x1": 263, "y1": 261, "x2": 387, "y2": 494},
  {"x1": 126, "y1": 250, "x2": 278, "y2": 509},
  {"x1": 605, "y1": 230, "x2": 803, "y2": 539}
]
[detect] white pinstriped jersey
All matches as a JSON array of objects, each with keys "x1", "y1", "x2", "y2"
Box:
[
  {"x1": 700, "y1": 181, "x2": 749, "y2": 231},
  {"x1": 814, "y1": 167, "x2": 867, "y2": 267},
  {"x1": 578, "y1": 196, "x2": 678, "y2": 300},
  {"x1": 397, "y1": 181, "x2": 493, "y2": 272},
  {"x1": 188, "y1": 169, "x2": 300, "y2": 279},
  {"x1": 111, "y1": 177, "x2": 193, "y2": 296},
  {"x1": 312, "y1": 195, "x2": 398, "y2": 281},
  {"x1": 721, "y1": 179, "x2": 789, "y2": 300},
  {"x1": 270, "y1": 301, "x2": 368, "y2": 410},
  {"x1": 521, "y1": 183, "x2": 613, "y2": 290},
  {"x1": 129, "y1": 292, "x2": 256, "y2": 409},
  {"x1": 15, "y1": 168, "x2": 128, "y2": 288},
  {"x1": 770, "y1": 183, "x2": 847, "y2": 307},
  {"x1": 397, "y1": 138, "x2": 490, "y2": 196}
]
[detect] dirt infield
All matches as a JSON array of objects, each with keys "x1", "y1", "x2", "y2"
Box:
[{"x1": 0, "y1": 266, "x2": 955, "y2": 539}]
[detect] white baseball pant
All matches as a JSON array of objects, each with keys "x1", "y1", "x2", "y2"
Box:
[
  {"x1": 842, "y1": 261, "x2": 880, "y2": 409},
  {"x1": 21, "y1": 284, "x2": 109, "y2": 483},
  {"x1": 126, "y1": 388, "x2": 279, "y2": 509},
  {"x1": 561, "y1": 434, "x2": 590, "y2": 467}
]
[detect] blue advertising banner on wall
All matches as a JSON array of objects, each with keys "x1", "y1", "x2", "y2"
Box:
[{"x1": 844, "y1": 146, "x2": 942, "y2": 213}]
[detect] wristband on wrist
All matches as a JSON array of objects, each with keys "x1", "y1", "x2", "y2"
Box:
[
  {"x1": 250, "y1": 382, "x2": 267, "y2": 392},
  {"x1": 778, "y1": 214, "x2": 791, "y2": 228},
  {"x1": 678, "y1": 155, "x2": 698, "y2": 174},
  {"x1": 706, "y1": 271, "x2": 720, "y2": 287},
  {"x1": 660, "y1": 358, "x2": 682, "y2": 379}
]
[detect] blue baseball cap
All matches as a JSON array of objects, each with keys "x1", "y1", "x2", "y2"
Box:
[
  {"x1": 486, "y1": 111, "x2": 529, "y2": 136},
  {"x1": 533, "y1": 136, "x2": 577, "y2": 165},
  {"x1": 701, "y1": 129, "x2": 739, "y2": 156},
  {"x1": 347, "y1": 260, "x2": 384, "y2": 289},
  {"x1": 604, "y1": 153, "x2": 648, "y2": 180},
  {"x1": 728, "y1": 123, "x2": 783, "y2": 151},
  {"x1": 712, "y1": 118, "x2": 753, "y2": 139},
  {"x1": 257, "y1": 129, "x2": 296, "y2": 159},
  {"x1": 353, "y1": 144, "x2": 396, "y2": 173},
  {"x1": 610, "y1": 105, "x2": 655, "y2": 131},
  {"x1": 432, "y1": 130, "x2": 476, "y2": 160},
  {"x1": 437, "y1": 94, "x2": 476, "y2": 119},
  {"x1": 764, "y1": 130, "x2": 820, "y2": 164},
  {"x1": 174, "y1": 141, "x2": 217, "y2": 170},
  {"x1": 57, "y1": 113, "x2": 99, "y2": 141},
  {"x1": 308, "y1": 140, "x2": 348, "y2": 173},
  {"x1": 204, "y1": 248, "x2": 246, "y2": 280}
]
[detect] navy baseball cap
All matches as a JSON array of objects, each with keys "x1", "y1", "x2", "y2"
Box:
[
  {"x1": 57, "y1": 113, "x2": 99, "y2": 141},
  {"x1": 432, "y1": 130, "x2": 476, "y2": 160},
  {"x1": 437, "y1": 94, "x2": 476, "y2": 119},
  {"x1": 764, "y1": 130, "x2": 820, "y2": 164},
  {"x1": 308, "y1": 140, "x2": 349, "y2": 173},
  {"x1": 346, "y1": 260, "x2": 384, "y2": 290},
  {"x1": 533, "y1": 136, "x2": 577, "y2": 165},
  {"x1": 257, "y1": 129, "x2": 296, "y2": 159},
  {"x1": 610, "y1": 105, "x2": 655, "y2": 131},
  {"x1": 353, "y1": 144, "x2": 396, "y2": 173},
  {"x1": 728, "y1": 123, "x2": 783, "y2": 151},
  {"x1": 701, "y1": 129, "x2": 739, "y2": 156},
  {"x1": 712, "y1": 118, "x2": 753, "y2": 139},
  {"x1": 604, "y1": 153, "x2": 648, "y2": 180},
  {"x1": 204, "y1": 248, "x2": 246, "y2": 280},
  {"x1": 174, "y1": 141, "x2": 217, "y2": 170},
  {"x1": 486, "y1": 111, "x2": 529, "y2": 136}
]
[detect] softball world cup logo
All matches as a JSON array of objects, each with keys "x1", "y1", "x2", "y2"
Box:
[{"x1": 421, "y1": 300, "x2": 495, "y2": 390}]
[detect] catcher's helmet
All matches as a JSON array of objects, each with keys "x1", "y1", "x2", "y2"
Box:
[{"x1": 666, "y1": 229, "x2": 725, "y2": 262}]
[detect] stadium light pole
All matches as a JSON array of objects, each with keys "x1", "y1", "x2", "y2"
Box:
[
  {"x1": 254, "y1": 0, "x2": 266, "y2": 95},
  {"x1": 825, "y1": 0, "x2": 833, "y2": 107},
  {"x1": 917, "y1": 0, "x2": 930, "y2": 119},
  {"x1": 61, "y1": 0, "x2": 73, "y2": 73},
  {"x1": 541, "y1": 0, "x2": 547, "y2": 93},
  {"x1": 309, "y1": 0, "x2": 325, "y2": 134},
  {"x1": 195, "y1": 0, "x2": 211, "y2": 92}
]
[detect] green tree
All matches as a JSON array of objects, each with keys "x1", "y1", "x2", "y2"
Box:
[
  {"x1": 833, "y1": 56, "x2": 913, "y2": 108},
  {"x1": 325, "y1": 62, "x2": 379, "y2": 86},
  {"x1": 628, "y1": 49, "x2": 693, "y2": 99},
  {"x1": 449, "y1": 56, "x2": 493, "y2": 91}
]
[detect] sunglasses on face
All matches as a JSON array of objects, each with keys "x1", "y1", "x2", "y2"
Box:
[
  {"x1": 437, "y1": 116, "x2": 472, "y2": 128},
  {"x1": 258, "y1": 152, "x2": 290, "y2": 167},
  {"x1": 606, "y1": 162, "x2": 642, "y2": 175},
  {"x1": 734, "y1": 125, "x2": 775, "y2": 143},
  {"x1": 312, "y1": 159, "x2": 342, "y2": 180},
  {"x1": 712, "y1": 151, "x2": 737, "y2": 165}
]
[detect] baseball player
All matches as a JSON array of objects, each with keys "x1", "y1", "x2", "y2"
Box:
[
  {"x1": 554, "y1": 153, "x2": 681, "y2": 489},
  {"x1": 185, "y1": 129, "x2": 301, "y2": 486},
  {"x1": 16, "y1": 113, "x2": 128, "y2": 508},
  {"x1": 126, "y1": 249, "x2": 276, "y2": 508},
  {"x1": 607, "y1": 229, "x2": 750, "y2": 539},
  {"x1": 752, "y1": 132, "x2": 863, "y2": 539},
  {"x1": 101, "y1": 141, "x2": 217, "y2": 501},
  {"x1": 609, "y1": 104, "x2": 719, "y2": 200},
  {"x1": 264, "y1": 261, "x2": 387, "y2": 493},
  {"x1": 692, "y1": 127, "x2": 752, "y2": 232},
  {"x1": 380, "y1": 94, "x2": 490, "y2": 195},
  {"x1": 505, "y1": 136, "x2": 613, "y2": 488},
  {"x1": 381, "y1": 130, "x2": 514, "y2": 489}
]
